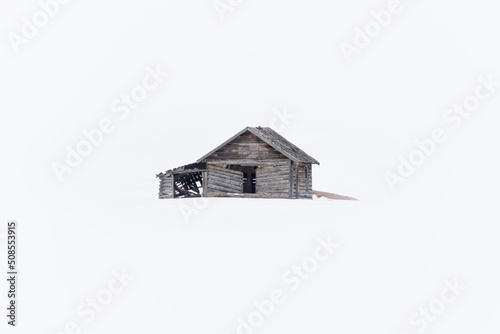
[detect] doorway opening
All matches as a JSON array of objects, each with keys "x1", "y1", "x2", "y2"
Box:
[{"x1": 227, "y1": 165, "x2": 256, "y2": 193}]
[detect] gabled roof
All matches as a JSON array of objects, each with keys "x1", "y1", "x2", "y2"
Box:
[{"x1": 196, "y1": 126, "x2": 320, "y2": 164}]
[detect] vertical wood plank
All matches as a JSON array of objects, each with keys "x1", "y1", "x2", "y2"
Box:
[
  {"x1": 295, "y1": 163, "x2": 299, "y2": 199},
  {"x1": 202, "y1": 171, "x2": 207, "y2": 197},
  {"x1": 171, "y1": 173, "x2": 175, "y2": 198}
]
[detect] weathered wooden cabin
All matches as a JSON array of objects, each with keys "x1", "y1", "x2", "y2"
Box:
[{"x1": 156, "y1": 126, "x2": 319, "y2": 199}]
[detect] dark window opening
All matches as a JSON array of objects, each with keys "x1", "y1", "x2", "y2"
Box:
[
  {"x1": 173, "y1": 171, "x2": 203, "y2": 198},
  {"x1": 227, "y1": 165, "x2": 256, "y2": 193}
]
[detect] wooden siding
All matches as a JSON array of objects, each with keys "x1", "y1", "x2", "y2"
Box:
[
  {"x1": 205, "y1": 132, "x2": 288, "y2": 161},
  {"x1": 291, "y1": 162, "x2": 313, "y2": 199},
  {"x1": 159, "y1": 174, "x2": 173, "y2": 199},
  {"x1": 160, "y1": 162, "x2": 313, "y2": 199},
  {"x1": 207, "y1": 164, "x2": 243, "y2": 194},
  {"x1": 255, "y1": 160, "x2": 290, "y2": 198},
  {"x1": 298, "y1": 163, "x2": 313, "y2": 199}
]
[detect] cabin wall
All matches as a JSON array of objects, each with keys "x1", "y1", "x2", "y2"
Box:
[
  {"x1": 206, "y1": 131, "x2": 288, "y2": 161},
  {"x1": 291, "y1": 162, "x2": 313, "y2": 199},
  {"x1": 255, "y1": 160, "x2": 290, "y2": 198},
  {"x1": 160, "y1": 161, "x2": 313, "y2": 199},
  {"x1": 159, "y1": 174, "x2": 173, "y2": 199},
  {"x1": 206, "y1": 164, "x2": 244, "y2": 195},
  {"x1": 205, "y1": 160, "x2": 291, "y2": 198}
]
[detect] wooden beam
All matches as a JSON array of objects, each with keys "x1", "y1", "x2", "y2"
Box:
[{"x1": 295, "y1": 163, "x2": 299, "y2": 199}]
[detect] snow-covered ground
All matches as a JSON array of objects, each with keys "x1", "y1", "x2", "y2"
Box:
[{"x1": 1, "y1": 191, "x2": 498, "y2": 334}]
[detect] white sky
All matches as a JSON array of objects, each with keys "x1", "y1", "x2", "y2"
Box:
[{"x1": 1, "y1": 0, "x2": 500, "y2": 206}]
